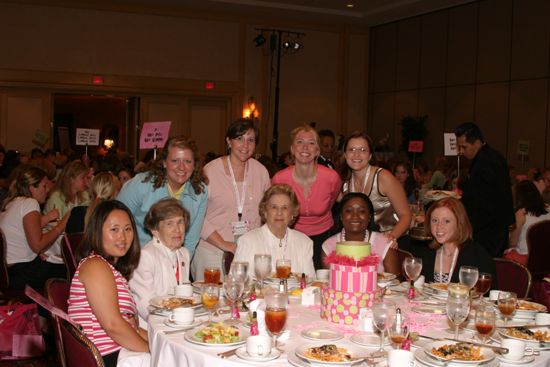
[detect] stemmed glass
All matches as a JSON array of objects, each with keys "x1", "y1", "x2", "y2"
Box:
[
  {"x1": 201, "y1": 283, "x2": 220, "y2": 325},
  {"x1": 498, "y1": 291, "x2": 517, "y2": 326},
  {"x1": 276, "y1": 259, "x2": 292, "y2": 279},
  {"x1": 403, "y1": 257, "x2": 423, "y2": 282},
  {"x1": 254, "y1": 254, "x2": 272, "y2": 294},
  {"x1": 474, "y1": 273, "x2": 492, "y2": 297},
  {"x1": 265, "y1": 290, "x2": 288, "y2": 351},
  {"x1": 389, "y1": 320, "x2": 409, "y2": 349},
  {"x1": 446, "y1": 293, "x2": 470, "y2": 340},
  {"x1": 371, "y1": 300, "x2": 396, "y2": 357},
  {"x1": 459, "y1": 266, "x2": 479, "y2": 296},
  {"x1": 475, "y1": 302, "x2": 496, "y2": 343},
  {"x1": 223, "y1": 274, "x2": 244, "y2": 324}
]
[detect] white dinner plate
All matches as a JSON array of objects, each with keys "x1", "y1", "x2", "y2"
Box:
[
  {"x1": 149, "y1": 295, "x2": 202, "y2": 310},
  {"x1": 294, "y1": 343, "x2": 366, "y2": 366},
  {"x1": 516, "y1": 300, "x2": 547, "y2": 313},
  {"x1": 497, "y1": 354, "x2": 535, "y2": 364},
  {"x1": 184, "y1": 325, "x2": 249, "y2": 347},
  {"x1": 498, "y1": 328, "x2": 550, "y2": 350},
  {"x1": 301, "y1": 327, "x2": 344, "y2": 342},
  {"x1": 235, "y1": 346, "x2": 281, "y2": 362},
  {"x1": 163, "y1": 319, "x2": 202, "y2": 329},
  {"x1": 378, "y1": 272, "x2": 397, "y2": 281},
  {"x1": 423, "y1": 341, "x2": 496, "y2": 365},
  {"x1": 411, "y1": 305, "x2": 446, "y2": 315},
  {"x1": 414, "y1": 347, "x2": 498, "y2": 367},
  {"x1": 349, "y1": 333, "x2": 390, "y2": 347}
]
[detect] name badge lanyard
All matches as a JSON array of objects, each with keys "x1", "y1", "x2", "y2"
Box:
[
  {"x1": 438, "y1": 247, "x2": 458, "y2": 284},
  {"x1": 227, "y1": 156, "x2": 248, "y2": 221},
  {"x1": 175, "y1": 250, "x2": 181, "y2": 285},
  {"x1": 350, "y1": 165, "x2": 371, "y2": 194}
]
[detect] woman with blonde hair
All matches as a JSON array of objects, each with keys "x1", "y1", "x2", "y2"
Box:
[
  {"x1": 272, "y1": 125, "x2": 341, "y2": 269},
  {"x1": 45, "y1": 160, "x2": 91, "y2": 216}
]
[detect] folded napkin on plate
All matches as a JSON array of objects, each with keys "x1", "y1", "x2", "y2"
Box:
[{"x1": 248, "y1": 299, "x2": 267, "y2": 336}]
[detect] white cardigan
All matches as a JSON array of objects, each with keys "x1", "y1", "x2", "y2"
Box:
[
  {"x1": 129, "y1": 239, "x2": 190, "y2": 321},
  {"x1": 234, "y1": 224, "x2": 316, "y2": 280}
]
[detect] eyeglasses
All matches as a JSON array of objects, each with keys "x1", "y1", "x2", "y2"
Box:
[{"x1": 346, "y1": 147, "x2": 369, "y2": 154}]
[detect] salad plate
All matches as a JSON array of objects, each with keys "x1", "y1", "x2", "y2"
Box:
[
  {"x1": 301, "y1": 327, "x2": 344, "y2": 342},
  {"x1": 235, "y1": 346, "x2": 281, "y2": 362},
  {"x1": 163, "y1": 319, "x2": 202, "y2": 329},
  {"x1": 184, "y1": 322, "x2": 248, "y2": 347},
  {"x1": 349, "y1": 333, "x2": 389, "y2": 347}
]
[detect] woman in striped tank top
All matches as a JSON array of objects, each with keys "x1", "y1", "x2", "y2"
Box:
[{"x1": 68, "y1": 200, "x2": 149, "y2": 367}]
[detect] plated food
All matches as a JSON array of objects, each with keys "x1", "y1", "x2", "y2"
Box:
[
  {"x1": 194, "y1": 322, "x2": 241, "y2": 344},
  {"x1": 428, "y1": 283, "x2": 449, "y2": 292},
  {"x1": 503, "y1": 327, "x2": 550, "y2": 342},
  {"x1": 149, "y1": 296, "x2": 199, "y2": 309},
  {"x1": 429, "y1": 342, "x2": 483, "y2": 361},
  {"x1": 377, "y1": 272, "x2": 397, "y2": 281},
  {"x1": 516, "y1": 300, "x2": 547, "y2": 312}
]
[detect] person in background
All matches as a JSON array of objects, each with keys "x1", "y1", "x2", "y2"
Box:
[
  {"x1": 341, "y1": 131, "x2": 411, "y2": 249},
  {"x1": 0, "y1": 166, "x2": 68, "y2": 290},
  {"x1": 423, "y1": 156, "x2": 448, "y2": 190},
  {"x1": 322, "y1": 192, "x2": 399, "y2": 274},
  {"x1": 68, "y1": 200, "x2": 148, "y2": 367},
  {"x1": 317, "y1": 129, "x2": 336, "y2": 170},
  {"x1": 272, "y1": 124, "x2": 341, "y2": 269},
  {"x1": 117, "y1": 136, "x2": 207, "y2": 259},
  {"x1": 542, "y1": 168, "x2": 550, "y2": 204},
  {"x1": 506, "y1": 180, "x2": 550, "y2": 265},
  {"x1": 455, "y1": 122, "x2": 515, "y2": 257},
  {"x1": 393, "y1": 161, "x2": 417, "y2": 204},
  {"x1": 417, "y1": 197, "x2": 496, "y2": 284},
  {"x1": 130, "y1": 198, "x2": 190, "y2": 322},
  {"x1": 234, "y1": 184, "x2": 315, "y2": 280},
  {"x1": 192, "y1": 119, "x2": 270, "y2": 280},
  {"x1": 527, "y1": 168, "x2": 546, "y2": 195},
  {"x1": 117, "y1": 167, "x2": 134, "y2": 187}
]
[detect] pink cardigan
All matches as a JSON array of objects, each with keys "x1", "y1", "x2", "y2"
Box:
[{"x1": 272, "y1": 165, "x2": 341, "y2": 236}]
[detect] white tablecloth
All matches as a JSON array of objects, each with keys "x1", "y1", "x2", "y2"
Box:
[{"x1": 148, "y1": 295, "x2": 550, "y2": 367}]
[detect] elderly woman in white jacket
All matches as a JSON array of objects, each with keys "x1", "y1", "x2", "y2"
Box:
[
  {"x1": 130, "y1": 198, "x2": 190, "y2": 322},
  {"x1": 233, "y1": 184, "x2": 316, "y2": 280}
]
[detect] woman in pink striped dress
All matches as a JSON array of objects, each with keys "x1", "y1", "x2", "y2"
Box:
[{"x1": 68, "y1": 200, "x2": 148, "y2": 367}]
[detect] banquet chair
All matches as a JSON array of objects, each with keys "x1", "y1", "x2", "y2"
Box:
[
  {"x1": 494, "y1": 258, "x2": 532, "y2": 299},
  {"x1": 59, "y1": 318, "x2": 105, "y2": 367},
  {"x1": 526, "y1": 220, "x2": 550, "y2": 280},
  {"x1": 45, "y1": 278, "x2": 70, "y2": 367},
  {"x1": 62, "y1": 232, "x2": 84, "y2": 279}
]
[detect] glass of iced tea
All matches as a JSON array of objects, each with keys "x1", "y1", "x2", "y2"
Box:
[
  {"x1": 474, "y1": 273, "x2": 492, "y2": 297},
  {"x1": 389, "y1": 322, "x2": 409, "y2": 349},
  {"x1": 276, "y1": 259, "x2": 291, "y2": 279},
  {"x1": 204, "y1": 267, "x2": 221, "y2": 284},
  {"x1": 475, "y1": 302, "x2": 495, "y2": 343},
  {"x1": 265, "y1": 290, "x2": 288, "y2": 350},
  {"x1": 498, "y1": 291, "x2": 517, "y2": 326},
  {"x1": 201, "y1": 283, "x2": 220, "y2": 324}
]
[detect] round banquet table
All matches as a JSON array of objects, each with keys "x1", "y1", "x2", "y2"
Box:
[{"x1": 148, "y1": 294, "x2": 550, "y2": 367}]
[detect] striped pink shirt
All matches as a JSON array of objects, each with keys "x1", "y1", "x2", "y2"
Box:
[{"x1": 68, "y1": 253, "x2": 137, "y2": 356}]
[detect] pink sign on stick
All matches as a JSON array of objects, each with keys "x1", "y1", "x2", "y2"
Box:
[
  {"x1": 139, "y1": 121, "x2": 172, "y2": 149},
  {"x1": 408, "y1": 140, "x2": 424, "y2": 153}
]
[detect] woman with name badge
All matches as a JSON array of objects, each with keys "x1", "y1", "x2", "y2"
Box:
[{"x1": 191, "y1": 119, "x2": 270, "y2": 280}]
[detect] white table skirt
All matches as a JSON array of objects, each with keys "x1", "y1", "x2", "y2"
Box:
[{"x1": 148, "y1": 295, "x2": 550, "y2": 367}]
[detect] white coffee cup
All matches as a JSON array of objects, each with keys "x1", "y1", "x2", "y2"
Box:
[
  {"x1": 535, "y1": 312, "x2": 550, "y2": 325},
  {"x1": 316, "y1": 269, "x2": 330, "y2": 281},
  {"x1": 246, "y1": 335, "x2": 272, "y2": 357},
  {"x1": 388, "y1": 349, "x2": 415, "y2": 367},
  {"x1": 489, "y1": 290, "x2": 501, "y2": 301},
  {"x1": 501, "y1": 338, "x2": 534, "y2": 360},
  {"x1": 168, "y1": 307, "x2": 194, "y2": 325},
  {"x1": 174, "y1": 284, "x2": 193, "y2": 297}
]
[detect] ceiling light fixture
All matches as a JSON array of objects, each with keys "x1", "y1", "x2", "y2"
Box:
[{"x1": 253, "y1": 33, "x2": 266, "y2": 47}]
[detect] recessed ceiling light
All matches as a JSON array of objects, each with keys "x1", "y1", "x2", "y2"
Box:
[{"x1": 346, "y1": 3, "x2": 354, "y2": 8}]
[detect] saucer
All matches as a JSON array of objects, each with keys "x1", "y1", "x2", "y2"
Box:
[
  {"x1": 497, "y1": 355, "x2": 535, "y2": 364},
  {"x1": 235, "y1": 346, "x2": 281, "y2": 362},
  {"x1": 163, "y1": 319, "x2": 201, "y2": 329}
]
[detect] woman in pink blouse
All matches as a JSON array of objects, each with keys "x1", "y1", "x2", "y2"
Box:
[
  {"x1": 68, "y1": 200, "x2": 148, "y2": 367},
  {"x1": 272, "y1": 125, "x2": 342, "y2": 269}
]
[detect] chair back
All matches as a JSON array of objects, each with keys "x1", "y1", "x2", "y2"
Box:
[
  {"x1": 59, "y1": 319, "x2": 105, "y2": 367},
  {"x1": 393, "y1": 248, "x2": 413, "y2": 281},
  {"x1": 222, "y1": 251, "x2": 235, "y2": 276},
  {"x1": 45, "y1": 278, "x2": 70, "y2": 367},
  {"x1": 526, "y1": 220, "x2": 550, "y2": 279},
  {"x1": 494, "y1": 258, "x2": 532, "y2": 299},
  {"x1": 0, "y1": 229, "x2": 9, "y2": 292},
  {"x1": 62, "y1": 232, "x2": 84, "y2": 279}
]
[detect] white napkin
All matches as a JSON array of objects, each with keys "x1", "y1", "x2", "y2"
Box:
[
  {"x1": 248, "y1": 299, "x2": 268, "y2": 336},
  {"x1": 414, "y1": 275, "x2": 425, "y2": 288}
]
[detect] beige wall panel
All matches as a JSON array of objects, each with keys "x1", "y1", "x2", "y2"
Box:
[
  {"x1": 346, "y1": 34, "x2": 368, "y2": 135},
  {"x1": 141, "y1": 98, "x2": 186, "y2": 138},
  {"x1": 276, "y1": 30, "x2": 340, "y2": 154},
  {"x1": 396, "y1": 18, "x2": 421, "y2": 90},
  {"x1": 445, "y1": 86, "x2": 475, "y2": 131},
  {"x1": 189, "y1": 102, "x2": 226, "y2": 156},
  {"x1": 477, "y1": 0, "x2": 512, "y2": 83},
  {"x1": 508, "y1": 79, "x2": 547, "y2": 170},
  {"x1": 418, "y1": 88, "x2": 446, "y2": 162},
  {"x1": 420, "y1": 12, "x2": 448, "y2": 88},
  {"x1": 372, "y1": 24, "x2": 397, "y2": 93},
  {"x1": 0, "y1": 3, "x2": 240, "y2": 81},
  {"x1": 447, "y1": 3, "x2": 478, "y2": 86},
  {"x1": 394, "y1": 91, "x2": 418, "y2": 149},
  {"x1": 474, "y1": 83, "x2": 509, "y2": 155},
  {"x1": 5, "y1": 94, "x2": 49, "y2": 152},
  {"x1": 510, "y1": 0, "x2": 550, "y2": 80},
  {"x1": 369, "y1": 93, "x2": 395, "y2": 148}
]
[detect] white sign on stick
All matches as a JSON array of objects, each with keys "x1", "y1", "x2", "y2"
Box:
[
  {"x1": 76, "y1": 128, "x2": 100, "y2": 146},
  {"x1": 444, "y1": 133, "x2": 458, "y2": 156}
]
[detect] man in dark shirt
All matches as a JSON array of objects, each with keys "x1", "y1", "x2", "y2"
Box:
[
  {"x1": 317, "y1": 129, "x2": 336, "y2": 170},
  {"x1": 455, "y1": 122, "x2": 515, "y2": 257}
]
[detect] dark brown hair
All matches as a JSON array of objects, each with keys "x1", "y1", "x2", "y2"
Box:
[{"x1": 340, "y1": 131, "x2": 375, "y2": 182}]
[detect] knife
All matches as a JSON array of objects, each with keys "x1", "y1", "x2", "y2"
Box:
[
  {"x1": 497, "y1": 324, "x2": 550, "y2": 329},
  {"x1": 443, "y1": 338, "x2": 508, "y2": 354},
  {"x1": 217, "y1": 347, "x2": 240, "y2": 359}
]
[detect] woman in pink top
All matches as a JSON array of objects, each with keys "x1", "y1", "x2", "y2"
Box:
[
  {"x1": 322, "y1": 192, "x2": 399, "y2": 274},
  {"x1": 272, "y1": 125, "x2": 341, "y2": 269},
  {"x1": 68, "y1": 200, "x2": 148, "y2": 367}
]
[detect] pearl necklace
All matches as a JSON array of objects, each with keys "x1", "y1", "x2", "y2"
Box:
[{"x1": 341, "y1": 229, "x2": 371, "y2": 242}]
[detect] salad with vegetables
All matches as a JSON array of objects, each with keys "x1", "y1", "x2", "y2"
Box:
[{"x1": 194, "y1": 322, "x2": 240, "y2": 344}]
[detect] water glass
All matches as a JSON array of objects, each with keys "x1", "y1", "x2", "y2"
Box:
[
  {"x1": 371, "y1": 300, "x2": 396, "y2": 356},
  {"x1": 459, "y1": 266, "x2": 479, "y2": 292},
  {"x1": 447, "y1": 294, "x2": 470, "y2": 340},
  {"x1": 402, "y1": 257, "x2": 422, "y2": 282},
  {"x1": 254, "y1": 254, "x2": 272, "y2": 293},
  {"x1": 223, "y1": 274, "x2": 244, "y2": 324},
  {"x1": 201, "y1": 283, "x2": 220, "y2": 324}
]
